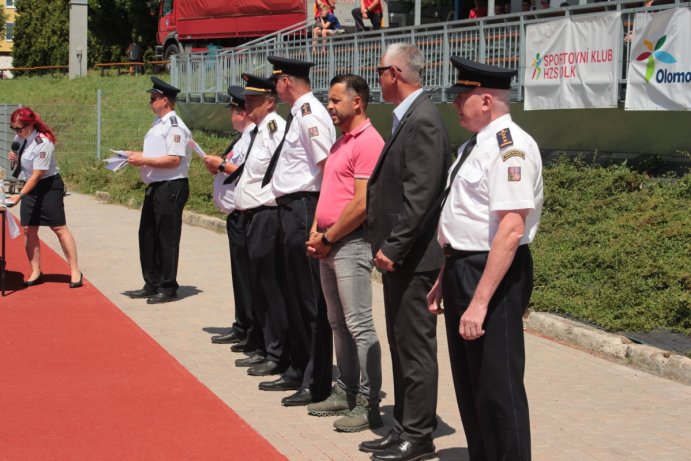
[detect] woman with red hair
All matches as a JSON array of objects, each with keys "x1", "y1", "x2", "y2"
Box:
[{"x1": 7, "y1": 107, "x2": 83, "y2": 288}]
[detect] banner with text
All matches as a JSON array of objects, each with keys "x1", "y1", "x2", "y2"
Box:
[
  {"x1": 524, "y1": 13, "x2": 621, "y2": 110},
  {"x1": 625, "y1": 8, "x2": 691, "y2": 111}
]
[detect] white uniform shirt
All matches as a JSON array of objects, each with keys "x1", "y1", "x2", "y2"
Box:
[
  {"x1": 17, "y1": 130, "x2": 59, "y2": 180},
  {"x1": 271, "y1": 92, "x2": 336, "y2": 196},
  {"x1": 234, "y1": 112, "x2": 286, "y2": 210},
  {"x1": 438, "y1": 114, "x2": 543, "y2": 251},
  {"x1": 212, "y1": 123, "x2": 256, "y2": 214},
  {"x1": 141, "y1": 110, "x2": 192, "y2": 184}
]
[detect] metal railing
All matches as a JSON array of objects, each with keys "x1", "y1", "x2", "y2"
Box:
[{"x1": 171, "y1": 0, "x2": 687, "y2": 104}]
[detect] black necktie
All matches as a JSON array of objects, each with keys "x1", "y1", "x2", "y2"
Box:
[
  {"x1": 439, "y1": 134, "x2": 477, "y2": 212},
  {"x1": 261, "y1": 113, "x2": 294, "y2": 187},
  {"x1": 223, "y1": 126, "x2": 259, "y2": 185},
  {"x1": 12, "y1": 139, "x2": 27, "y2": 178}
]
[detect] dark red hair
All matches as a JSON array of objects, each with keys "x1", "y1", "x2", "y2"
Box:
[{"x1": 10, "y1": 107, "x2": 57, "y2": 144}]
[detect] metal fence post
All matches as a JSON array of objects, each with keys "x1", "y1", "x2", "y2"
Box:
[{"x1": 96, "y1": 89, "x2": 102, "y2": 161}]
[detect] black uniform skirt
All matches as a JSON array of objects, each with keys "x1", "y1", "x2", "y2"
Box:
[{"x1": 20, "y1": 173, "x2": 67, "y2": 227}]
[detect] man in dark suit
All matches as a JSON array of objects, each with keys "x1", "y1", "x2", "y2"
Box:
[{"x1": 361, "y1": 43, "x2": 450, "y2": 461}]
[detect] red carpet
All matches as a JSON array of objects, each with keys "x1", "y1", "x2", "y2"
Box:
[{"x1": 0, "y1": 214, "x2": 287, "y2": 460}]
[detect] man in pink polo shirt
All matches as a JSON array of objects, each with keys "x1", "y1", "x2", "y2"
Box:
[{"x1": 305, "y1": 74, "x2": 384, "y2": 433}]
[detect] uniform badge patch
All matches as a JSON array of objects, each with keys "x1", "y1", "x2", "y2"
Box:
[
  {"x1": 502, "y1": 149, "x2": 525, "y2": 162},
  {"x1": 39, "y1": 151, "x2": 47, "y2": 159},
  {"x1": 174, "y1": 135, "x2": 181, "y2": 143},
  {"x1": 508, "y1": 166, "x2": 521, "y2": 182},
  {"x1": 496, "y1": 128, "x2": 513, "y2": 148},
  {"x1": 301, "y1": 103, "x2": 312, "y2": 116},
  {"x1": 170, "y1": 116, "x2": 179, "y2": 127},
  {"x1": 308, "y1": 126, "x2": 319, "y2": 137},
  {"x1": 268, "y1": 120, "x2": 278, "y2": 134}
]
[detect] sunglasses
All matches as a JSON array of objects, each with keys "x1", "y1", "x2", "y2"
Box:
[
  {"x1": 376, "y1": 65, "x2": 401, "y2": 76},
  {"x1": 11, "y1": 125, "x2": 26, "y2": 133}
]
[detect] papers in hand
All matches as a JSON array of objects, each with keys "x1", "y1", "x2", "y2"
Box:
[
  {"x1": 104, "y1": 149, "x2": 129, "y2": 172},
  {"x1": 188, "y1": 140, "x2": 206, "y2": 159}
]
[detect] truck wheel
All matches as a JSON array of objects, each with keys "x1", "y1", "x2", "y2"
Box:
[{"x1": 163, "y1": 44, "x2": 180, "y2": 71}]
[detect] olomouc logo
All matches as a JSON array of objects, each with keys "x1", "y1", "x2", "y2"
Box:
[{"x1": 635, "y1": 35, "x2": 684, "y2": 83}]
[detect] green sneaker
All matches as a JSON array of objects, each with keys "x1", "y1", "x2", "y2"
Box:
[
  {"x1": 333, "y1": 395, "x2": 383, "y2": 433},
  {"x1": 307, "y1": 385, "x2": 352, "y2": 416}
]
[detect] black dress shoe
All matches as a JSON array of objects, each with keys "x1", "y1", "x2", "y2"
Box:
[
  {"x1": 257, "y1": 375, "x2": 301, "y2": 391},
  {"x1": 69, "y1": 272, "x2": 84, "y2": 289},
  {"x1": 146, "y1": 293, "x2": 177, "y2": 304},
  {"x1": 230, "y1": 342, "x2": 255, "y2": 353},
  {"x1": 235, "y1": 354, "x2": 265, "y2": 367},
  {"x1": 23, "y1": 273, "x2": 43, "y2": 287},
  {"x1": 125, "y1": 288, "x2": 157, "y2": 299},
  {"x1": 211, "y1": 330, "x2": 244, "y2": 344},
  {"x1": 281, "y1": 388, "x2": 313, "y2": 406},
  {"x1": 360, "y1": 430, "x2": 402, "y2": 453},
  {"x1": 247, "y1": 361, "x2": 282, "y2": 377},
  {"x1": 372, "y1": 440, "x2": 436, "y2": 461}
]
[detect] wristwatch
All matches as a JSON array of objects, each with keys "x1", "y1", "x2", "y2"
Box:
[
  {"x1": 321, "y1": 232, "x2": 333, "y2": 246},
  {"x1": 218, "y1": 160, "x2": 227, "y2": 173}
]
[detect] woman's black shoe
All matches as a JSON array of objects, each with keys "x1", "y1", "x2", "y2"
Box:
[
  {"x1": 23, "y1": 273, "x2": 43, "y2": 287},
  {"x1": 69, "y1": 273, "x2": 84, "y2": 288}
]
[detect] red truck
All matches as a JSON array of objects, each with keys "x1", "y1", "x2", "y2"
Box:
[{"x1": 156, "y1": 0, "x2": 308, "y2": 60}]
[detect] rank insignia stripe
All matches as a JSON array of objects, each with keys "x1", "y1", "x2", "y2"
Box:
[
  {"x1": 308, "y1": 126, "x2": 319, "y2": 137},
  {"x1": 268, "y1": 120, "x2": 278, "y2": 134},
  {"x1": 508, "y1": 166, "x2": 521, "y2": 181},
  {"x1": 35, "y1": 137, "x2": 43, "y2": 144},
  {"x1": 502, "y1": 150, "x2": 525, "y2": 162},
  {"x1": 170, "y1": 116, "x2": 179, "y2": 127},
  {"x1": 301, "y1": 103, "x2": 312, "y2": 116},
  {"x1": 496, "y1": 128, "x2": 513, "y2": 148}
]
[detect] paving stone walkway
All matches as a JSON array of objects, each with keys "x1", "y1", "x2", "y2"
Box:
[{"x1": 29, "y1": 193, "x2": 691, "y2": 460}]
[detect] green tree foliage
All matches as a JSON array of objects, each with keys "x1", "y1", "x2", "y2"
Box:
[
  {"x1": 12, "y1": 0, "x2": 159, "y2": 67},
  {"x1": 13, "y1": 0, "x2": 69, "y2": 68}
]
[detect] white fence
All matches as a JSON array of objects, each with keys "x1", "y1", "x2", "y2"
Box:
[{"x1": 170, "y1": 0, "x2": 687, "y2": 104}]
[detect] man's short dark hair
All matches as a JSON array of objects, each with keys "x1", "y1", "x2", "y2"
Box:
[{"x1": 329, "y1": 73, "x2": 370, "y2": 110}]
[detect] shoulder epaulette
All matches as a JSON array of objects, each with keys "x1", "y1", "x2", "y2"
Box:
[
  {"x1": 496, "y1": 128, "x2": 513, "y2": 149},
  {"x1": 170, "y1": 116, "x2": 179, "y2": 127},
  {"x1": 301, "y1": 103, "x2": 312, "y2": 116},
  {"x1": 35, "y1": 136, "x2": 44, "y2": 144}
]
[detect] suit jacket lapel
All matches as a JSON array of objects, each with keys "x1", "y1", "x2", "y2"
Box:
[{"x1": 370, "y1": 92, "x2": 429, "y2": 182}]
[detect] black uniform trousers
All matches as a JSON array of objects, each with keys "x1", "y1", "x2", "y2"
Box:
[
  {"x1": 441, "y1": 245, "x2": 533, "y2": 461},
  {"x1": 139, "y1": 178, "x2": 189, "y2": 297},
  {"x1": 226, "y1": 211, "x2": 253, "y2": 340},
  {"x1": 276, "y1": 193, "x2": 332, "y2": 398},
  {"x1": 381, "y1": 270, "x2": 439, "y2": 445},
  {"x1": 244, "y1": 206, "x2": 287, "y2": 363}
]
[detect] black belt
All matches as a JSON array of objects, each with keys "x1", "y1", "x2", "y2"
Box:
[
  {"x1": 146, "y1": 177, "x2": 188, "y2": 188},
  {"x1": 239, "y1": 205, "x2": 276, "y2": 215},
  {"x1": 276, "y1": 191, "x2": 319, "y2": 206},
  {"x1": 442, "y1": 245, "x2": 488, "y2": 258}
]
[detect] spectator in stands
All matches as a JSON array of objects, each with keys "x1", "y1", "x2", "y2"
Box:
[
  {"x1": 504, "y1": 1, "x2": 512, "y2": 13},
  {"x1": 559, "y1": 1, "x2": 569, "y2": 6},
  {"x1": 352, "y1": 0, "x2": 383, "y2": 32},
  {"x1": 540, "y1": 0, "x2": 551, "y2": 9},
  {"x1": 522, "y1": 0, "x2": 532, "y2": 11},
  {"x1": 469, "y1": 0, "x2": 488, "y2": 18},
  {"x1": 495, "y1": 1, "x2": 504, "y2": 15},
  {"x1": 313, "y1": 4, "x2": 345, "y2": 53}
]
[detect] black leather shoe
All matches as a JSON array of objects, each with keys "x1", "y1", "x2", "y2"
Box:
[
  {"x1": 248, "y1": 361, "x2": 283, "y2": 377},
  {"x1": 372, "y1": 440, "x2": 436, "y2": 461},
  {"x1": 146, "y1": 293, "x2": 177, "y2": 304},
  {"x1": 235, "y1": 354, "x2": 265, "y2": 367},
  {"x1": 69, "y1": 273, "x2": 84, "y2": 289},
  {"x1": 281, "y1": 388, "x2": 313, "y2": 406},
  {"x1": 125, "y1": 288, "x2": 157, "y2": 299},
  {"x1": 257, "y1": 375, "x2": 301, "y2": 391},
  {"x1": 211, "y1": 330, "x2": 244, "y2": 344},
  {"x1": 360, "y1": 431, "x2": 402, "y2": 453},
  {"x1": 23, "y1": 273, "x2": 43, "y2": 287},
  {"x1": 230, "y1": 342, "x2": 255, "y2": 353}
]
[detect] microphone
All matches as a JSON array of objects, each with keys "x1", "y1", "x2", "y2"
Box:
[{"x1": 10, "y1": 141, "x2": 22, "y2": 176}]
